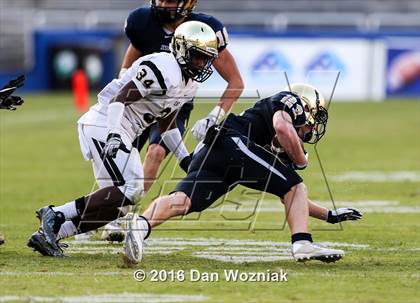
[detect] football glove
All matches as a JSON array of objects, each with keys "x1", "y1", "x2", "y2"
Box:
[
  {"x1": 327, "y1": 208, "x2": 363, "y2": 224},
  {"x1": 191, "y1": 116, "x2": 217, "y2": 141},
  {"x1": 101, "y1": 133, "x2": 130, "y2": 159},
  {"x1": 0, "y1": 96, "x2": 24, "y2": 111},
  {"x1": 192, "y1": 106, "x2": 225, "y2": 141},
  {"x1": 0, "y1": 75, "x2": 25, "y2": 111}
]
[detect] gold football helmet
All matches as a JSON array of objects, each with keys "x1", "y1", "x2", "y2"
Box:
[
  {"x1": 285, "y1": 83, "x2": 329, "y2": 143},
  {"x1": 170, "y1": 21, "x2": 218, "y2": 82},
  {"x1": 151, "y1": 0, "x2": 197, "y2": 23}
]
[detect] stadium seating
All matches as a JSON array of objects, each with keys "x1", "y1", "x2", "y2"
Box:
[{"x1": 0, "y1": 0, "x2": 419, "y2": 71}]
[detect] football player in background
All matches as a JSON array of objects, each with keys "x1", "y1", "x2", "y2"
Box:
[
  {"x1": 0, "y1": 75, "x2": 25, "y2": 246},
  {"x1": 122, "y1": 0, "x2": 243, "y2": 191},
  {"x1": 27, "y1": 21, "x2": 218, "y2": 257},
  {"x1": 101, "y1": 0, "x2": 244, "y2": 241},
  {"x1": 124, "y1": 83, "x2": 363, "y2": 264}
]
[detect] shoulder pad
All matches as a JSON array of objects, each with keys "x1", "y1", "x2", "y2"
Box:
[{"x1": 125, "y1": 7, "x2": 153, "y2": 44}]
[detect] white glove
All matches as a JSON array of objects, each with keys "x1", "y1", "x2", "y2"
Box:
[
  {"x1": 191, "y1": 106, "x2": 225, "y2": 141},
  {"x1": 101, "y1": 133, "x2": 130, "y2": 158}
]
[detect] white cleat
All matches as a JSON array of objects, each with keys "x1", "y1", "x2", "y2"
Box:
[
  {"x1": 124, "y1": 214, "x2": 148, "y2": 265},
  {"x1": 101, "y1": 220, "x2": 126, "y2": 243},
  {"x1": 292, "y1": 241, "x2": 344, "y2": 263}
]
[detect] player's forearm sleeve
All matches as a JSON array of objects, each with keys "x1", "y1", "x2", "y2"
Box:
[
  {"x1": 107, "y1": 102, "x2": 125, "y2": 133},
  {"x1": 161, "y1": 128, "x2": 189, "y2": 161}
]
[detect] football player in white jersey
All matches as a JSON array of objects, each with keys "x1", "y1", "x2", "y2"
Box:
[{"x1": 27, "y1": 21, "x2": 218, "y2": 257}]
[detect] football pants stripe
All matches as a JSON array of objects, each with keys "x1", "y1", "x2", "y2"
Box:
[
  {"x1": 230, "y1": 137, "x2": 287, "y2": 181},
  {"x1": 92, "y1": 138, "x2": 126, "y2": 186}
]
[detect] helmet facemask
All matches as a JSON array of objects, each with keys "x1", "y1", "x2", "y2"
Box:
[
  {"x1": 151, "y1": 0, "x2": 196, "y2": 23},
  {"x1": 302, "y1": 90, "x2": 328, "y2": 144},
  {"x1": 180, "y1": 45, "x2": 216, "y2": 82}
]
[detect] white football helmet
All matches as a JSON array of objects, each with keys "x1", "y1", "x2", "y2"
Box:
[
  {"x1": 285, "y1": 83, "x2": 329, "y2": 143},
  {"x1": 170, "y1": 21, "x2": 218, "y2": 82}
]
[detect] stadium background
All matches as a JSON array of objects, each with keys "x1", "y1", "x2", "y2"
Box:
[
  {"x1": 0, "y1": 0, "x2": 419, "y2": 99},
  {"x1": 0, "y1": 1, "x2": 419, "y2": 303}
]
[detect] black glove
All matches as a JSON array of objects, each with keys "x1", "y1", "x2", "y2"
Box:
[
  {"x1": 101, "y1": 133, "x2": 130, "y2": 158},
  {"x1": 327, "y1": 208, "x2": 363, "y2": 224},
  {"x1": 0, "y1": 96, "x2": 24, "y2": 111},
  {"x1": 179, "y1": 155, "x2": 192, "y2": 173},
  {"x1": 0, "y1": 75, "x2": 25, "y2": 111}
]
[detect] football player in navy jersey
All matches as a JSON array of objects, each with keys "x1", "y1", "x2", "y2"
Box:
[
  {"x1": 121, "y1": 0, "x2": 243, "y2": 192},
  {"x1": 123, "y1": 84, "x2": 362, "y2": 264},
  {"x1": 101, "y1": 0, "x2": 244, "y2": 242}
]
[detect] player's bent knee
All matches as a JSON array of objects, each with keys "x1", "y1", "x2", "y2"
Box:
[
  {"x1": 290, "y1": 182, "x2": 307, "y2": 195},
  {"x1": 147, "y1": 144, "x2": 166, "y2": 162},
  {"x1": 119, "y1": 180, "x2": 144, "y2": 204},
  {"x1": 170, "y1": 192, "x2": 192, "y2": 215}
]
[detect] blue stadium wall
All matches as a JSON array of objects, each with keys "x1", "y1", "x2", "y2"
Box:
[{"x1": 0, "y1": 29, "x2": 418, "y2": 100}]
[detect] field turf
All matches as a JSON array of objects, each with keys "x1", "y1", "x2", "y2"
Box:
[{"x1": 0, "y1": 94, "x2": 419, "y2": 303}]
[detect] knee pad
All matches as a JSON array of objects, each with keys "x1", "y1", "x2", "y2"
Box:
[{"x1": 118, "y1": 180, "x2": 144, "y2": 204}]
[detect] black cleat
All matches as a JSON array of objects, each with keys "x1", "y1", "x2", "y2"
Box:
[
  {"x1": 36, "y1": 206, "x2": 65, "y2": 250},
  {"x1": 27, "y1": 231, "x2": 65, "y2": 257},
  {"x1": 0, "y1": 233, "x2": 4, "y2": 246}
]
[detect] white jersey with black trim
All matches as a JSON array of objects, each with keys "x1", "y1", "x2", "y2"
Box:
[{"x1": 78, "y1": 52, "x2": 199, "y2": 139}]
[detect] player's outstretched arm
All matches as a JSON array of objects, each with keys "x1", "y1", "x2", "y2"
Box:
[
  {"x1": 191, "y1": 49, "x2": 244, "y2": 141},
  {"x1": 212, "y1": 49, "x2": 244, "y2": 112},
  {"x1": 119, "y1": 44, "x2": 143, "y2": 78},
  {"x1": 307, "y1": 199, "x2": 363, "y2": 224}
]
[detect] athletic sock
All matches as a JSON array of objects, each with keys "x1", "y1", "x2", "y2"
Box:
[
  {"x1": 53, "y1": 202, "x2": 78, "y2": 220},
  {"x1": 57, "y1": 221, "x2": 78, "y2": 240},
  {"x1": 291, "y1": 232, "x2": 313, "y2": 244},
  {"x1": 291, "y1": 233, "x2": 313, "y2": 254}
]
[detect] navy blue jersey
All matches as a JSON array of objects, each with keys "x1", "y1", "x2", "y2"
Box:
[
  {"x1": 125, "y1": 7, "x2": 228, "y2": 55},
  {"x1": 224, "y1": 92, "x2": 307, "y2": 147}
]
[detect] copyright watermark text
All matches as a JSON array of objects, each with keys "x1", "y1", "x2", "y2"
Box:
[{"x1": 133, "y1": 269, "x2": 288, "y2": 283}]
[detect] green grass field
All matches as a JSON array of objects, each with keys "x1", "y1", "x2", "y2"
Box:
[{"x1": 0, "y1": 94, "x2": 419, "y2": 303}]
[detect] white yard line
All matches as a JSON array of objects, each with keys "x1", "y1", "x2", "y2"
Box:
[
  {"x1": 0, "y1": 272, "x2": 126, "y2": 277},
  {"x1": 205, "y1": 200, "x2": 420, "y2": 213},
  {"x1": 192, "y1": 254, "x2": 291, "y2": 263},
  {"x1": 0, "y1": 294, "x2": 208, "y2": 303},
  {"x1": 332, "y1": 171, "x2": 420, "y2": 182},
  {"x1": 61, "y1": 237, "x2": 370, "y2": 263}
]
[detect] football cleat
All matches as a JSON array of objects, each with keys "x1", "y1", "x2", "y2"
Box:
[
  {"x1": 101, "y1": 216, "x2": 129, "y2": 243},
  {"x1": 36, "y1": 206, "x2": 65, "y2": 251},
  {"x1": 0, "y1": 232, "x2": 4, "y2": 245},
  {"x1": 27, "y1": 231, "x2": 66, "y2": 257},
  {"x1": 292, "y1": 241, "x2": 344, "y2": 263},
  {"x1": 124, "y1": 214, "x2": 147, "y2": 264}
]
